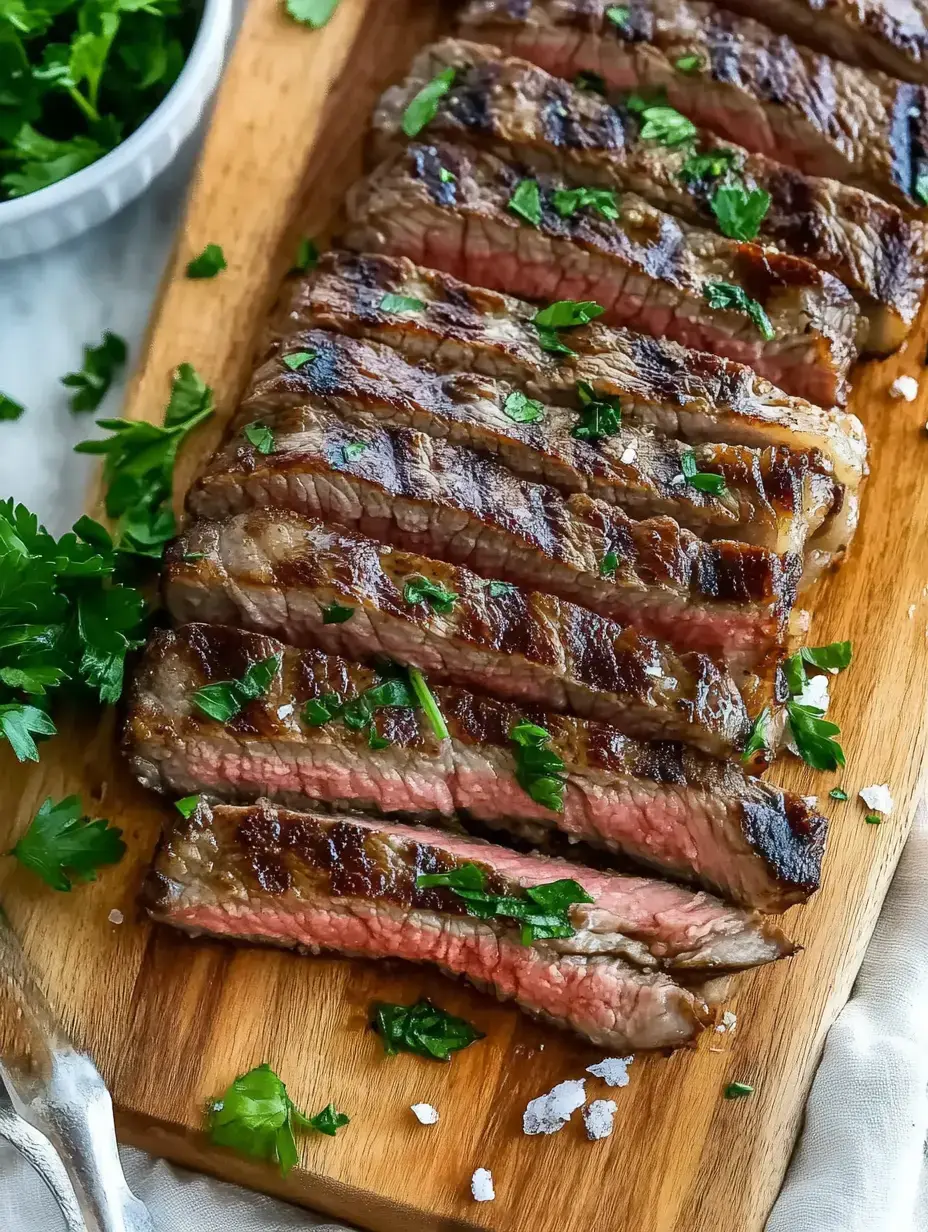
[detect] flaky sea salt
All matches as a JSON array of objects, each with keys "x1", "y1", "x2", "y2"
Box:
[
  {"x1": 583, "y1": 1099, "x2": 618, "y2": 1141},
  {"x1": 471, "y1": 1168, "x2": 495, "y2": 1202},
  {"x1": 795, "y1": 673, "x2": 830, "y2": 714},
  {"x1": 523, "y1": 1078, "x2": 586, "y2": 1135},
  {"x1": 586, "y1": 1056, "x2": 634, "y2": 1087},
  {"x1": 107, "y1": 909, "x2": 123, "y2": 925},
  {"x1": 276, "y1": 703, "x2": 294, "y2": 720},
  {"x1": 860, "y1": 783, "x2": 894, "y2": 815},
  {"x1": 715, "y1": 1011, "x2": 738, "y2": 1034},
  {"x1": 890, "y1": 375, "x2": 919, "y2": 401},
  {"x1": 620, "y1": 445, "x2": 637, "y2": 465},
  {"x1": 909, "y1": 605, "x2": 917, "y2": 619},
  {"x1": 410, "y1": 1103, "x2": 439, "y2": 1125}
]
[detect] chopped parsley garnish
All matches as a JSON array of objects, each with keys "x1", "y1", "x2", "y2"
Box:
[
  {"x1": 342, "y1": 441, "x2": 367, "y2": 462},
  {"x1": 0, "y1": 394, "x2": 25, "y2": 421},
  {"x1": 606, "y1": 5, "x2": 630, "y2": 27},
  {"x1": 299, "y1": 662, "x2": 447, "y2": 741},
  {"x1": 285, "y1": 0, "x2": 340, "y2": 28},
  {"x1": 379, "y1": 292, "x2": 426, "y2": 315},
  {"x1": 704, "y1": 281, "x2": 775, "y2": 340},
  {"x1": 681, "y1": 148, "x2": 739, "y2": 186},
  {"x1": 243, "y1": 422, "x2": 275, "y2": 455},
  {"x1": 572, "y1": 380, "x2": 621, "y2": 442},
  {"x1": 191, "y1": 654, "x2": 283, "y2": 724},
  {"x1": 0, "y1": 502, "x2": 147, "y2": 760},
  {"x1": 438, "y1": 165, "x2": 455, "y2": 183},
  {"x1": 675, "y1": 53, "x2": 703, "y2": 73},
  {"x1": 404, "y1": 575, "x2": 458, "y2": 615},
  {"x1": 322, "y1": 601, "x2": 354, "y2": 625},
  {"x1": 915, "y1": 172, "x2": 928, "y2": 206},
  {"x1": 742, "y1": 706, "x2": 771, "y2": 763},
  {"x1": 62, "y1": 332, "x2": 127, "y2": 414},
  {"x1": 600, "y1": 552, "x2": 620, "y2": 576},
  {"x1": 533, "y1": 300, "x2": 604, "y2": 355},
  {"x1": 291, "y1": 236, "x2": 319, "y2": 273},
  {"x1": 409, "y1": 667, "x2": 449, "y2": 740},
  {"x1": 631, "y1": 101, "x2": 697, "y2": 147},
  {"x1": 574, "y1": 70, "x2": 607, "y2": 94},
  {"x1": 486, "y1": 580, "x2": 517, "y2": 597},
  {"x1": 368, "y1": 728, "x2": 391, "y2": 750},
  {"x1": 511, "y1": 719, "x2": 567, "y2": 814},
  {"x1": 11, "y1": 796, "x2": 125, "y2": 892},
  {"x1": 800, "y1": 641, "x2": 853, "y2": 673},
  {"x1": 786, "y1": 702, "x2": 845, "y2": 771},
  {"x1": 75, "y1": 363, "x2": 214, "y2": 561},
  {"x1": 680, "y1": 449, "x2": 726, "y2": 495},
  {"x1": 208, "y1": 1063, "x2": 347, "y2": 1175},
  {"x1": 175, "y1": 795, "x2": 201, "y2": 818},
  {"x1": 372, "y1": 999, "x2": 485, "y2": 1061},
  {"x1": 302, "y1": 692, "x2": 342, "y2": 726},
  {"x1": 508, "y1": 178, "x2": 542, "y2": 226},
  {"x1": 283, "y1": 350, "x2": 315, "y2": 371},
  {"x1": 724, "y1": 1081, "x2": 754, "y2": 1099},
  {"x1": 503, "y1": 390, "x2": 545, "y2": 423},
  {"x1": 186, "y1": 243, "x2": 227, "y2": 279},
  {"x1": 552, "y1": 185, "x2": 619, "y2": 221},
  {"x1": 416, "y1": 860, "x2": 593, "y2": 945},
  {"x1": 865, "y1": 814, "x2": 882, "y2": 825},
  {"x1": 401, "y1": 66, "x2": 455, "y2": 138},
  {"x1": 183, "y1": 552, "x2": 206, "y2": 562},
  {"x1": 829, "y1": 787, "x2": 848, "y2": 801},
  {"x1": 711, "y1": 184, "x2": 771, "y2": 242}
]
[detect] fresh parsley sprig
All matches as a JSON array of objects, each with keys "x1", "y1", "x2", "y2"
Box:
[
  {"x1": 704, "y1": 281, "x2": 775, "y2": 340},
  {"x1": 186, "y1": 243, "x2": 227, "y2": 279},
  {"x1": 372, "y1": 999, "x2": 484, "y2": 1061},
  {"x1": 511, "y1": 719, "x2": 567, "y2": 812},
  {"x1": 62, "y1": 332, "x2": 127, "y2": 414},
  {"x1": 503, "y1": 390, "x2": 545, "y2": 424},
  {"x1": 572, "y1": 380, "x2": 621, "y2": 442},
  {"x1": 208, "y1": 1063, "x2": 348, "y2": 1176},
  {"x1": 680, "y1": 449, "x2": 727, "y2": 495},
  {"x1": 508, "y1": 178, "x2": 542, "y2": 226},
  {"x1": 192, "y1": 655, "x2": 283, "y2": 724},
  {"x1": 403, "y1": 575, "x2": 458, "y2": 615},
  {"x1": 711, "y1": 184, "x2": 771, "y2": 242},
  {"x1": 552, "y1": 185, "x2": 620, "y2": 221},
  {"x1": 627, "y1": 95, "x2": 696, "y2": 146},
  {"x1": 11, "y1": 795, "x2": 125, "y2": 891}
]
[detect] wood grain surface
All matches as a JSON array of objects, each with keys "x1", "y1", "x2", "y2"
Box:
[{"x1": 2, "y1": 2, "x2": 927, "y2": 1229}]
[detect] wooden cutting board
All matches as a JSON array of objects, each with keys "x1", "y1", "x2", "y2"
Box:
[{"x1": 2, "y1": 2, "x2": 927, "y2": 1228}]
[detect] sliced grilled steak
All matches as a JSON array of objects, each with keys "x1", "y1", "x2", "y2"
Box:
[
  {"x1": 345, "y1": 141, "x2": 863, "y2": 406},
  {"x1": 144, "y1": 800, "x2": 792, "y2": 1048},
  {"x1": 239, "y1": 328, "x2": 838, "y2": 556},
  {"x1": 192, "y1": 403, "x2": 800, "y2": 677},
  {"x1": 717, "y1": 0, "x2": 928, "y2": 85},
  {"x1": 276, "y1": 252, "x2": 865, "y2": 566},
  {"x1": 126, "y1": 624, "x2": 827, "y2": 910},
  {"x1": 374, "y1": 39, "x2": 928, "y2": 353},
  {"x1": 459, "y1": 0, "x2": 928, "y2": 211},
  {"x1": 163, "y1": 510, "x2": 752, "y2": 758}
]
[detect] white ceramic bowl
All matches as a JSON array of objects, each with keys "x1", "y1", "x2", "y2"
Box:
[{"x1": 0, "y1": 0, "x2": 234, "y2": 262}]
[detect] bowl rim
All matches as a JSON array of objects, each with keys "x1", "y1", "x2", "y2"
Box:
[{"x1": 0, "y1": 0, "x2": 234, "y2": 222}]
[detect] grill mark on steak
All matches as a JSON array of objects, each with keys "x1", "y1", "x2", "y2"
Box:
[
  {"x1": 344, "y1": 140, "x2": 862, "y2": 407},
  {"x1": 239, "y1": 328, "x2": 836, "y2": 555},
  {"x1": 162, "y1": 510, "x2": 752, "y2": 758},
  {"x1": 126, "y1": 624, "x2": 826, "y2": 910},
  {"x1": 372, "y1": 39, "x2": 928, "y2": 353},
  {"x1": 459, "y1": 0, "x2": 928, "y2": 211},
  {"x1": 144, "y1": 800, "x2": 796, "y2": 1048}
]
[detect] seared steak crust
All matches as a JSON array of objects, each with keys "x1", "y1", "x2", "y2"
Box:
[
  {"x1": 374, "y1": 39, "x2": 928, "y2": 353},
  {"x1": 144, "y1": 800, "x2": 793, "y2": 1048},
  {"x1": 345, "y1": 140, "x2": 862, "y2": 406},
  {"x1": 126, "y1": 624, "x2": 828, "y2": 910},
  {"x1": 163, "y1": 510, "x2": 752, "y2": 757},
  {"x1": 459, "y1": 0, "x2": 928, "y2": 211},
  {"x1": 239, "y1": 328, "x2": 838, "y2": 556},
  {"x1": 191, "y1": 401, "x2": 801, "y2": 677}
]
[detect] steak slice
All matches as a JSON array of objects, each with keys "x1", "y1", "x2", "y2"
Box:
[
  {"x1": 459, "y1": 0, "x2": 928, "y2": 212},
  {"x1": 344, "y1": 140, "x2": 863, "y2": 406},
  {"x1": 143, "y1": 800, "x2": 792, "y2": 1048},
  {"x1": 276, "y1": 252, "x2": 865, "y2": 568},
  {"x1": 374, "y1": 39, "x2": 928, "y2": 354},
  {"x1": 163, "y1": 510, "x2": 752, "y2": 758},
  {"x1": 191, "y1": 402, "x2": 801, "y2": 678},
  {"x1": 238, "y1": 327, "x2": 838, "y2": 556},
  {"x1": 126, "y1": 623, "x2": 827, "y2": 911}
]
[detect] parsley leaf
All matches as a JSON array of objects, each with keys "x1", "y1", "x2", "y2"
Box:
[
  {"x1": 379, "y1": 292, "x2": 426, "y2": 315},
  {"x1": 404, "y1": 575, "x2": 458, "y2": 615},
  {"x1": 552, "y1": 185, "x2": 619, "y2": 221},
  {"x1": 711, "y1": 184, "x2": 771, "y2": 242},
  {"x1": 61, "y1": 332, "x2": 127, "y2": 414},
  {"x1": 606, "y1": 5, "x2": 630, "y2": 27},
  {"x1": 283, "y1": 350, "x2": 315, "y2": 370},
  {"x1": 786, "y1": 701, "x2": 845, "y2": 771},
  {"x1": 486, "y1": 580, "x2": 517, "y2": 597},
  {"x1": 408, "y1": 667, "x2": 448, "y2": 740},
  {"x1": 742, "y1": 706, "x2": 771, "y2": 763},
  {"x1": 186, "y1": 243, "x2": 227, "y2": 279},
  {"x1": 243, "y1": 422, "x2": 275, "y2": 455},
  {"x1": 372, "y1": 999, "x2": 485, "y2": 1061},
  {"x1": 572, "y1": 380, "x2": 621, "y2": 442},
  {"x1": 829, "y1": 787, "x2": 848, "y2": 801},
  {"x1": 704, "y1": 281, "x2": 775, "y2": 340},
  {"x1": 533, "y1": 300, "x2": 604, "y2": 355},
  {"x1": 724, "y1": 1082, "x2": 754, "y2": 1099},
  {"x1": 600, "y1": 551, "x2": 620, "y2": 576},
  {"x1": 1, "y1": 125, "x2": 112, "y2": 199},
  {"x1": 192, "y1": 654, "x2": 283, "y2": 724},
  {"x1": 0, "y1": 393, "x2": 25, "y2": 421},
  {"x1": 302, "y1": 691, "x2": 342, "y2": 726},
  {"x1": 634, "y1": 102, "x2": 696, "y2": 147},
  {"x1": 300, "y1": 1103, "x2": 350, "y2": 1137},
  {"x1": 510, "y1": 719, "x2": 567, "y2": 813},
  {"x1": 915, "y1": 173, "x2": 928, "y2": 206},
  {"x1": 284, "y1": 0, "x2": 340, "y2": 26},
  {"x1": 11, "y1": 795, "x2": 125, "y2": 892},
  {"x1": 680, "y1": 449, "x2": 727, "y2": 494},
  {"x1": 322, "y1": 601, "x2": 354, "y2": 625},
  {"x1": 866, "y1": 813, "x2": 882, "y2": 825},
  {"x1": 503, "y1": 390, "x2": 544, "y2": 423},
  {"x1": 508, "y1": 178, "x2": 542, "y2": 226},
  {"x1": 675, "y1": 53, "x2": 703, "y2": 73},
  {"x1": 175, "y1": 794, "x2": 201, "y2": 818},
  {"x1": 800, "y1": 641, "x2": 853, "y2": 673},
  {"x1": 0, "y1": 704, "x2": 57, "y2": 762},
  {"x1": 401, "y1": 66, "x2": 455, "y2": 138},
  {"x1": 291, "y1": 236, "x2": 319, "y2": 273},
  {"x1": 438, "y1": 165, "x2": 455, "y2": 183},
  {"x1": 681, "y1": 148, "x2": 739, "y2": 186},
  {"x1": 342, "y1": 441, "x2": 367, "y2": 462}
]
